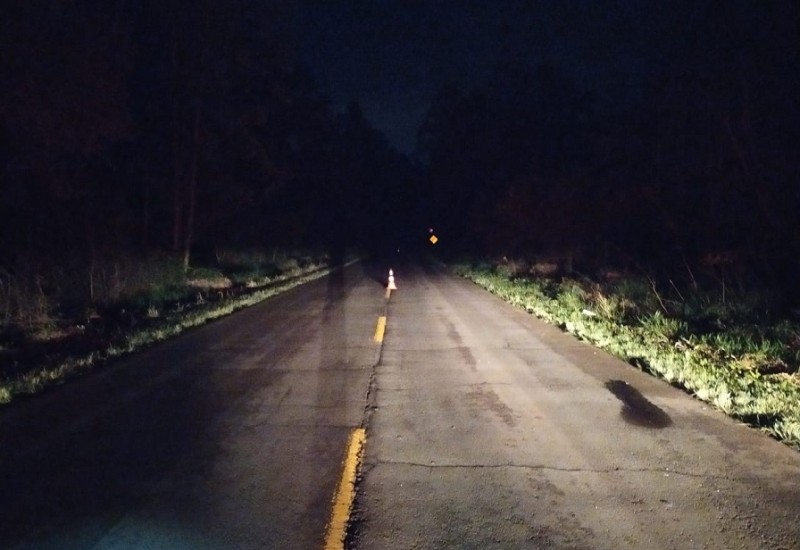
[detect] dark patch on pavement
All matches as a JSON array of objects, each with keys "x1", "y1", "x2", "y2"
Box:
[
  {"x1": 457, "y1": 346, "x2": 478, "y2": 371},
  {"x1": 605, "y1": 379, "x2": 673, "y2": 429},
  {"x1": 444, "y1": 320, "x2": 463, "y2": 346},
  {"x1": 467, "y1": 384, "x2": 517, "y2": 427},
  {"x1": 444, "y1": 320, "x2": 478, "y2": 371}
]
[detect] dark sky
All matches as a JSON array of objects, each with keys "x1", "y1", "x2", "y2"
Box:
[{"x1": 296, "y1": 0, "x2": 655, "y2": 153}]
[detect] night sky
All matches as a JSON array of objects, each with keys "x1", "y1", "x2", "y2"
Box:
[
  {"x1": 297, "y1": 0, "x2": 658, "y2": 153},
  {"x1": 1, "y1": 0, "x2": 799, "y2": 287}
]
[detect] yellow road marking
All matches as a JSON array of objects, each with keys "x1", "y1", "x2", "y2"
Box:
[
  {"x1": 324, "y1": 427, "x2": 366, "y2": 550},
  {"x1": 373, "y1": 316, "x2": 386, "y2": 343}
]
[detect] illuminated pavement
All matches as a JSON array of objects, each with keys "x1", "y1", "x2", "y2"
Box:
[
  {"x1": 0, "y1": 262, "x2": 383, "y2": 549},
  {"x1": 3, "y1": 260, "x2": 800, "y2": 549},
  {"x1": 354, "y1": 263, "x2": 800, "y2": 549}
]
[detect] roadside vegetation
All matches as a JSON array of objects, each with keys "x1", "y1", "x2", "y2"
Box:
[
  {"x1": 450, "y1": 258, "x2": 800, "y2": 450},
  {"x1": 0, "y1": 248, "x2": 342, "y2": 404}
]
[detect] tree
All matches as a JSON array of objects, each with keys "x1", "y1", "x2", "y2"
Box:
[{"x1": 0, "y1": 1, "x2": 134, "y2": 259}]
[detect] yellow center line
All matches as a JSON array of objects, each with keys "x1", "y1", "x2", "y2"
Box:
[
  {"x1": 324, "y1": 313, "x2": 381, "y2": 547},
  {"x1": 373, "y1": 316, "x2": 387, "y2": 343},
  {"x1": 324, "y1": 427, "x2": 366, "y2": 550}
]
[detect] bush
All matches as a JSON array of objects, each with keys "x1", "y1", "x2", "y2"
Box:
[
  {"x1": 0, "y1": 267, "x2": 54, "y2": 333},
  {"x1": 639, "y1": 311, "x2": 687, "y2": 341},
  {"x1": 186, "y1": 267, "x2": 231, "y2": 290},
  {"x1": 613, "y1": 277, "x2": 662, "y2": 319},
  {"x1": 587, "y1": 285, "x2": 634, "y2": 321}
]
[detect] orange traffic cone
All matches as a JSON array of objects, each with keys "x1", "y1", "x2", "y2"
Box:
[{"x1": 387, "y1": 269, "x2": 397, "y2": 290}]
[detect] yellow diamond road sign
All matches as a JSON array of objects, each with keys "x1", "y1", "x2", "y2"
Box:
[{"x1": 429, "y1": 235, "x2": 438, "y2": 244}]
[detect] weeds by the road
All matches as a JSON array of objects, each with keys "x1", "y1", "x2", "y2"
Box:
[
  {"x1": 451, "y1": 261, "x2": 800, "y2": 450},
  {"x1": 0, "y1": 248, "x2": 346, "y2": 404}
]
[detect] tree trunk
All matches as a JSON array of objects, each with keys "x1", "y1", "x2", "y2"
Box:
[
  {"x1": 170, "y1": 32, "x2": 183, "y2": 252},
  {"x1": 141, "y1": 172, "x2": 150, "y2": 248},
  {"x1": 182, "y1": 103, "x2": 201, "y2": 271},
  {"x1": 171, "y1": 128, "x2": 184, "y2": 252}
]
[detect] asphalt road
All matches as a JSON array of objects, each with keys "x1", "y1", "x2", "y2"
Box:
[
  {"x1": 0, "y1": 262, "x2": 383, "y2": 549},
  {"x1": 353, "y1": 262, "x2": 800, "y2": 549},
  {"x1": 2, "y1": 260, "x2": 800, "y2": 549}
]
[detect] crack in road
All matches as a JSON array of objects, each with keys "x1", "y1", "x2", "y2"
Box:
[
  {"x1": 361, "y1": 294, "x2": 390, "y2": 429},
  {"x1": 366, "y1": 458, "x2": 727, "y2": 480}
]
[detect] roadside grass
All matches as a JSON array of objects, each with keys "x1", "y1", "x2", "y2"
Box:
[
  {"x1": 0, "y1": 248, "x2": 346, "y2": 404},
  {"x1": 450, "y1": 261, "x2": 800, "y2": 450}
]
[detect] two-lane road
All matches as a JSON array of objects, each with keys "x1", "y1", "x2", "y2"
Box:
[{"x1": 2, "y1": 260, "x2": 799, "y2": 549}]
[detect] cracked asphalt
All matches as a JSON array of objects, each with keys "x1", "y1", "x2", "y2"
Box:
[
  {"x1": 2, "y1": 259, "x2": 799, "y2": 549},
  {"x1": 353, "y1": 262, "x2": 800, "y2": 549}
]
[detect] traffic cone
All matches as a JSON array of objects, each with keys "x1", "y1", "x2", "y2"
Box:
[{"x1": 387, "y1": 269, "x2": 397, "y2": 290}]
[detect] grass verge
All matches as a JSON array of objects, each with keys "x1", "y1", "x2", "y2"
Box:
[
  {"x1": 451, "y1": 261, "x2": 800, "y2": 450},
  {"x1": 0, "y1": 255, "x2": 355, "y2": 404}
]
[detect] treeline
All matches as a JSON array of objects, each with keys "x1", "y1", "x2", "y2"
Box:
[
  {"x1": 0, "y1": 1, "x2": 414, "y2": 270},
  {"x1": 415, "y1": 1, "x2": 800, "y2": 296},
  {"x1": 3, "y1": 1, "x2": 799, "y2": 306}
]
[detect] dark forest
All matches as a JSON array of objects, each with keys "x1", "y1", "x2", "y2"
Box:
[{"x1": 2, "y1": 1, "x2": 800, "y2": 327}]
